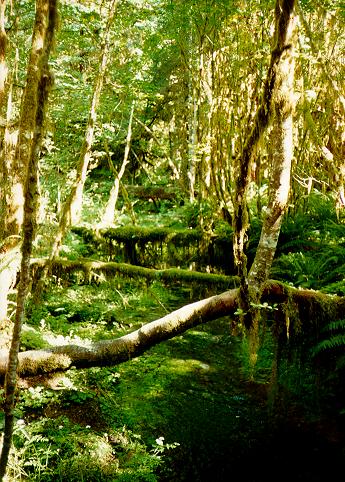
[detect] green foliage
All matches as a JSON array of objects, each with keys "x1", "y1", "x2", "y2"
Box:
[
  {"x1": 20, "y1": 327, "x2": 49, "y2": 351},
  {"x1": 271, "y1": 193, "x2": 345, "y2": 291},
  {"x1": 312, "y1": 319, "x2": 345, "y2": 356},
  {"x1": 19, "y1": 386, "x2": 59, "y2": 411},
  {"x1": 238, "y1": 326, "x2": 276, "y2": 383},
  {"x1": 62, "y1": 389, "x2": 95, "y2": 406},
  {"x1": 7, "y1": 417, "x2": 163, "y2": 482}
]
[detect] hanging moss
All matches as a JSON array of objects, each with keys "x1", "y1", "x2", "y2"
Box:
[{"x1": 71, "y1": 226, "x2": 219, "y2": 270}]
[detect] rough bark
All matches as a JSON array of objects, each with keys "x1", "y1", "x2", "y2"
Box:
[
  {"x1": 0, "y1": 0, "x2": 7, "y2": 111},
  {"x1": 234, "y1": 0, "x2": 297, "y2": 372},
  {"x1": 6, "y1": 0, "x2": 54, "y2": 236},
  {"x1": 0, "y1": 0, "x2": 57, "y2": 477},
  {"x1": 0, "y1": 281, "x2": 344, "y2": 380},
  {"x1": 249, "y1": 7, "x2": 297, "y2": 291}
]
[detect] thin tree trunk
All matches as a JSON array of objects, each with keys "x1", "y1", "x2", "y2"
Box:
[
  {"x1": 0, "y1": 19, "x2": 19, "y2": 321},
  {"x1": 0, "y1": 0, "x2": 57, "y2": 478},
  {"x1": 236, "y1": 1, "x2": 297, "y2": 375},
  {"x1": 0, "y1": 72, "x2": 20, "y2": 322},
  {"x1": 0, "y1": 0, "x2": 53, "y2": 322},
  {"x1": 0, "y1": 0, "x2": 8, "y2": 112},
  {"x1": 298, "y1": 4, "x2": 345, "y2": 114},
  {"x1": 248, "y1": 11, "x2": 296, "y2": 291},
  {"x1": 101, "y1": 101, "x2": 135, "y2": 226}
]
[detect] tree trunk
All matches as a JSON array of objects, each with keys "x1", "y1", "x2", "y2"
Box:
[
  {"x1": 0, "y1": 0, "x2": 8, "y2": 113},
  {"x1": 0, "y1": 0, "x2": 57, "y2": 477},
  {"x1": 233, "y1": 0, "x2": 296, "y2": 309},
  {"x1": 231, "y1": 0, "x2": 296, "y2": 375},
  {"x1": 0, "y1": 0, "x2": 51, "y2": 321},
  {"x1": 249, "y1": 2, "x2": 297, "y2": 288},
  {"x1": 30, "y1": 0, "x2": 118, "y2": 306},
  {"x1": 101, "y1": 102, "x2": 135, "y2": 226}
]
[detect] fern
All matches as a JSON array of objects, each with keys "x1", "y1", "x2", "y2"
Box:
[
  {"x1": 312, "y1": 334, "x2": 345, "y2": 355},
  {"x1": 312, "y1": 319, "x2": 345, "y2": 356},
  {"x1": 322, "y1": 320, "x2": 345, "y2": 333}
]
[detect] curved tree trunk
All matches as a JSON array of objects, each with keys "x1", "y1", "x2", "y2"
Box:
[
  {"x1": 230, "y1": 0, "x2": 297, "y2": 375},
  {"x1": 0, "y1": 0, "x2": 57, "y2": 477},
  {"x1": 233, "y1": 0, "x2": 296, "y2": 304},
  {"x1": 245, "y1": 3, "x2": 297, "y2": 368},
  {"x1": 42, "y1": 0, "x2": 118, "y2": 271},
  {"x1": 31, "y1": 0, "x2": 118, "y2": 305}
]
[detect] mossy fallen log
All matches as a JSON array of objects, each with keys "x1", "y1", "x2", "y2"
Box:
[
  {"x1": 72, "y1": 225, "x2": 203, "y2": 244},
  {"x1": 0, "y1": 288, "x2": 238, "y2": 379},
  {"x1": 0, "y1": 282, "x2": 344, "y2": 379},
  {"x1": 31, "y1": 257, "x2": 238, "y2": 288},
  {"x1": 71, "y1": 225, "x2": 233, "y2": 272}
]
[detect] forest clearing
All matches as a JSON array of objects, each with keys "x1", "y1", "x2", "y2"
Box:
[{"x1": 0, "y1": 0, "x2": 344, "y2": 480}]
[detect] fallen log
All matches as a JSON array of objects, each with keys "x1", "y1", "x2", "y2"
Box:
[{"x1": 0, "y1": 281, "x2": 344, "y2": 380}]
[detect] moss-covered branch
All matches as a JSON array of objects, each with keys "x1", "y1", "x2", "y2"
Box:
[
  {"x1": 31, "y1": 257, "x2": 237, "y2": 288},
  {"x1": 125, "y1": 185, "x2": 178, "y2": 201},
  {"x1": 0, "y1": 288, "x2": 239, "y2": 379}
]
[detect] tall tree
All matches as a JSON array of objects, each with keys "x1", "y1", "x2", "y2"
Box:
[
  {"x1": 246, "y1": 1, "x2": 297, "y2": 368},
  {"x1": 233, "y1": 0, "x2": 296, "y2": 327},
  {"x1": 101, "y1": 101, "x2": 135, "y2": 226},
  {"x1": 0, "y1": 0, "x2": 57, "y2": 478}
]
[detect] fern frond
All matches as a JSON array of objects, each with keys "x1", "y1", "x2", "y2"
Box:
[
  {"x1": 321, "y1": 319, "x2": 345, "y2": 333},
  {"x1": 312, "y1": 334, "x2": 345, "y2": 355}
]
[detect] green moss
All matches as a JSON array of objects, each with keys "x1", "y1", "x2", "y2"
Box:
[
  {"x1": 20, "y1": 327, "x2": 49, "y2": 351},
  {"x1": 20, "y1": 353, "x2": 72, "y2": 376},
  {"x1": 100, "y1": 226, "x2": 202, "y2": 244}
]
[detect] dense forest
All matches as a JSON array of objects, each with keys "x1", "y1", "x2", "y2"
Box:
[{"x1": 0, "y1": 0, "x2": 344, "y2": 480}]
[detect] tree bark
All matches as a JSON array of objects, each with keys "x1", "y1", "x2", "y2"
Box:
[
  {"x1": 249, "y1": 5, "x2": 297, "y2": 291},
  {"x1": 0, "y1": 0, "x2": 57, "y2": 477},
  {"x1": 0, "y1": 0, "x2": 8, "y2": 113},
  {"x1": 233, "y1": 0, "x2": 297, "y2": 373}
]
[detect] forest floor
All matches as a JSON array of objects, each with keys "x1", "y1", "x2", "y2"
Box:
[{"x1": 20, "y1": 309, "x2": 345, "y2": 481}]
